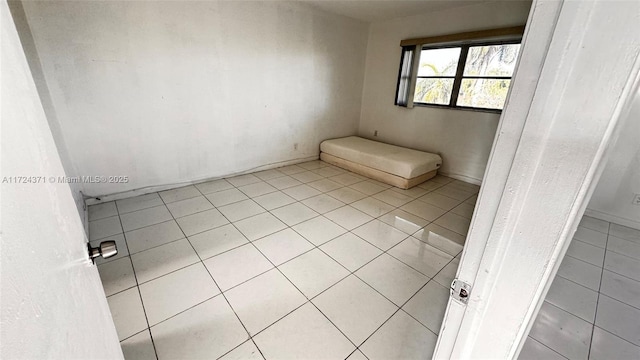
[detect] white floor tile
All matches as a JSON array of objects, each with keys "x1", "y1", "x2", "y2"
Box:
[
  {"x1": 271, "y1": 202, "x2": 319, "y2": 226},
  {"x1": 578, "y1": 216, "x2": 609, "y2": 234},
  {"x1": 529, "y1": 302, "x2": 592, "y2": 359},
  {"x1": 301, "y1": 194, "x2": 345, "y2": 214},
  {"x1": 349, "y1": 180, "x2": 387, "y2": 196},
  {"x1": 107, "y1": 287, "x2": 148, "y2": 341},
  {"x1": 292, "y1": 216, "x2": 347, "y2": 246},
  {"x1": 234, "y1": 212, "x2": 287, "y2": 241},
  {"x1": 609, "y1": 223, "x2": 640, "y2": 243},
  {"x1": 252, "y1": 191, "x2": 296, "y2": 211},
  {"x1": 238, "y1": 181, "x2": 278, "y2": 198},
  {"x1": 353, "y1": 220, "x2": 408, "y2": 251},
  {"x1": 203, "y1": 243, "x2": 273, "y2": 291},
  {"x1": 131, "y1": 239, "x2": 199, "y2": 284},
  {"x1": 451, "y1": 202, "x2": 475, "y2": 219},
  {"x1": 434, "y1": 186, "x2": 474, "y2": 201},
  {"x1": 290, "y1": 171, "x2": 323, "y2": 184},
  {"x1": 574, "y1": 226, "x2": 607, "y2": 248},
  {"x1": 206, "y1": 188, "x2": 249, "y2": 207},
  {"x1": 166, "y1": 196, "x2": 213, "y2": 218},
  {"x1": 324, "y1": 206, "x2": 373, "y2": 230},
  {"x1": 194, "y1": 179, "x2": 234, "y2": 195},
  {"x1": 330, "y1": 173, "x2": 364, "y2": 186},
  {"x1": 360, "y1": 310, "x2": 437, "y2": 360},
  {"x1": 124, "y1": 220, "x2": 184, "y2": 254},
  {"x1": 218, "y1": 199, "x2": 265, "y2": 222},
  {"x1": 120, "y1": 206, "x2": 173, "y2": 232},
  {"x1": 604, "y1": 251, "x2": 640, "y2": 282},
  {"x1": 433, "y1": 212, "x2": 471, "y2": 236},
  {"x1": 391, "y1": 186, "x2": 429, "y2": 198},
  {"x1": 400, "y1": 200, "x2": 447, "y2": 222},
  {"x1": 116, "y1": 193, "x2": 164, "y2": 214},
  {"x1": 254, "y1": 303, "x2": 355, "y2": 359},
  {"x1": 298, "y1": 160, "x2": 327, "y2": 171},
  {"x1": 346, "y1": 350, "x2": 368, "y2": 360},
  {"x1": 120, "y1": 330, "x2": 156, "y2": 360},
  {"x1": 320, "y1": 233, "x2": 382, "y2": 271},
  {"x1": 557, "y1": 256, "x2": 602, "y2": 291},
  {"x1": 188, "y1": 224, "x2": 248, "y2": 260},
  {"x1": 372, "y1": 189, "x2": 414, "y2": 207},
  {"x1": 277, "y1": 165, "x2": 306, "y2": 176},
  {"x1": 253, "y1": 169, "x2": 286, "y2": 181},
  {"x1": 418, "y1": 192, "x2": 461, "y2": 211},
  {"x1": 356, "y1": 254, "x2": 428, "y2": 306},
  {"x1": 89, "y1": 216, "x2": 123, "y2": 241},
  {"x1": 567, "y1": 239, "x2": 605, "y2": 267},
  {"x1": 312, "y1": 166, "x2": 345, "y2": 178},
  {"x1": 545, "y1": 276, "x2": 598, "y2": 323},
  {"x1": 176, "y1": 208, "x2": 229, "y2": 236},
  {"x1": 158, "y1": 185, "x2": 201, "y2": 204},
  {"x1": 266, "y1": 175, "x2": 303, "y2": 190},
  {"x1": 600, "y1": 270, "x2": 640, "y2": 309},
  {"x1": 590, "y1": 327, "x2": 640, "y2": 360},
  {"x1": 98, "y1": 256, "x2": 136, "y2": 296},
  {"x1": 151, "y1": 296, "x2": 248, "y2": 359},
  {"x1": 607, "y1": 235, "x2": 640, "y2": 260},
  {"x1": 351, "y1": 197, "x2": 395, "y2": 217},
  {"x1": 282, "y1": 184, "x2": 322, "y2": 201},
  {"x1": 413, "y1": 223, "x2": 465, "y2": 256},
  {"x1": 219, "y1": 340, "x2": 263, "y2": 360},
  {"x1": 90, "y1": 233, "x2": 128, "y2": 265},
  {"x1": 403, "y1": 280, "x2": 450, "y2": 334},
  {"x1": 388, "y1": 237, "x2": 453, "y2": 277},
  {"x1": 327, "y1": 187, "x2": 367, "y2": 204},
  {"x1": 312, "y1": 276, "x2": 397, "y2": 345},
  {"x1": 519, "y1": 337, "x2": 565, "y2": 360},
  {"x1": 226, "y1": 174, "x2": 262, "y2": 187},
  {"x1": 279, "y1": 249, "x2": 350, "y2": 298},
  {"x1": 595, "y1": 295, "x2": 640, "y2": 346},
  {"x1": 378, "y1": 209, "x2": 429, "y2": 235},
  {"x1": 434, "y1": 258, "x2": 460, "y2": 288},
  {"x1": 307, "y1": 178, "x2": 343, "y2": 193},
  {"x1": 89, "y1": 201, "x2": 118, "y2": 221},
  {"x1": 253, "y1": 228, "x2": 314, "y2": 266},
  {"x1": 225, "y1": 269, "x2": 307, "y2": 335},
  {"x1": 139, "y1": 263, "x2": 219, "y2": 325}
]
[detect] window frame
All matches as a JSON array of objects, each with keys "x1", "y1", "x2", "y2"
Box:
[{"x1": 411, "y1": 39, "x2": 522, "y2": 113}]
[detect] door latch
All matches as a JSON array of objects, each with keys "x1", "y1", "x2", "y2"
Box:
[
  {"x1": 450, "y1": 279, "x2": 471, "y2": 304},
  {"x1": 88, "y1": 241, "x2": 118, "y2": 263}
]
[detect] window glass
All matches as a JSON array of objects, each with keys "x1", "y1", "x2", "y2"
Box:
[
  {"x1": 417, "y1": 48, "x2": 461, "y2": 76},
  {"x1": 463, "y1": 44, "x2": 520, "y2": 77},
  {"x1": 457, "y1": 79, "x2": 511, "y2": 109},
  {"x1": 414, "y1": 78, "x2": 454, "y2": 105}
]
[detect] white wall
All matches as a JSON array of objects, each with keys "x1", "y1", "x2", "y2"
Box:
[
  {"x1": 359, "y1": 1, "x2": 532, "y2": 183},
  {"x1": 587, "y1": 87, "x2": 640, "y2": 229},
  {"x1": 21, "y1": 0, "x2": 368, "y2": 196}
]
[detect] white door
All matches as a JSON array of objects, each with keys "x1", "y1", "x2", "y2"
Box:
[
  {"x1": 434, "y1": 0, "x2": 640, "y2": 358},
  {"x1": 0, "y1": 2, "x2": 122, "y2": 358}
]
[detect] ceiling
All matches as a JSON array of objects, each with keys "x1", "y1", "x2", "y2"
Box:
[{"x1": 301, "y1": 0, "x2": 488, "y2": 22}]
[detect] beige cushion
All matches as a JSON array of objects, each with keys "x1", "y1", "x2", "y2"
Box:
[{"x1": 320, "y1": 136, "x2": 442, "y2": 179}]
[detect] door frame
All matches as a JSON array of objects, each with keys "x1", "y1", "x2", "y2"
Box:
[{"x1": 433, "y1": 0, "x2": 640, "y2": 358}]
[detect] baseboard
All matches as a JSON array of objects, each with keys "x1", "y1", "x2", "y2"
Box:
[
  {"x1": 584, "y1": 208, "x2": 640, "y2": 231},
  {"x1": 438, "y1": 171, "x2": 482, "y2": 186},
  {"x1": 85, "y1": 155, "x2": 319, "y2": 206}
]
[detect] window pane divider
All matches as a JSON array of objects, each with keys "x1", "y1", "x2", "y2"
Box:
[
  {"x1": 449, "y1": 45, "x2": 469, "y2": 107},
  {"x1": 462, "y1": 76, "x2": 513, "y2": 80}
]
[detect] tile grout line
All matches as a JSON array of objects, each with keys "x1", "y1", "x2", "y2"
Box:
[
  {"x1": 112, "y1": 201, "x2": 160, "y2": 360},
  {"x1": 587, "y1": 220, "x2": 610, "y2": 359}
]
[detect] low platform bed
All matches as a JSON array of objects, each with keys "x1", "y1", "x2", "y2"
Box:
[{"x1": 320, "y1": 136, "x2": 442, "y2": 189}]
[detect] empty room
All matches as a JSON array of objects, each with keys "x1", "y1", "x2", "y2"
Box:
[{"x1": 2, "y1": 0, "x2": 639, "y2": 359}]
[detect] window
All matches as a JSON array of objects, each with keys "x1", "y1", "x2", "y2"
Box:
[{"x1": 397, "y1": 41, "x2": 521, "y2": 111}]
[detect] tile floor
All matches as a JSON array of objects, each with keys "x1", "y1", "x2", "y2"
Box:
[
  {"x1": 520, "y1": 217, "x2": 640, "y2": 360},
  {"x1": 89, "y1": 160, "x2": 478, "y2": 360}
]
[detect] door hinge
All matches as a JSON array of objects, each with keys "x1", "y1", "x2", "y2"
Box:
[{"x1": 451, "y1": 279, "x2": 472, "y2": 305}]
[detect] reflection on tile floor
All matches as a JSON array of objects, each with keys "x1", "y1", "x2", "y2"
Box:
[
  {"x1": 520, "y1": 217, "x2": 640, "y2": 360},
  {"x1": 89, "y1": 160, "x2": 477, "y2": 360}
]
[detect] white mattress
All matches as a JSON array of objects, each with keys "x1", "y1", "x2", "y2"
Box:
[{"x1": 320, "y1": 136, "x2": 442, "y2": 179}]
